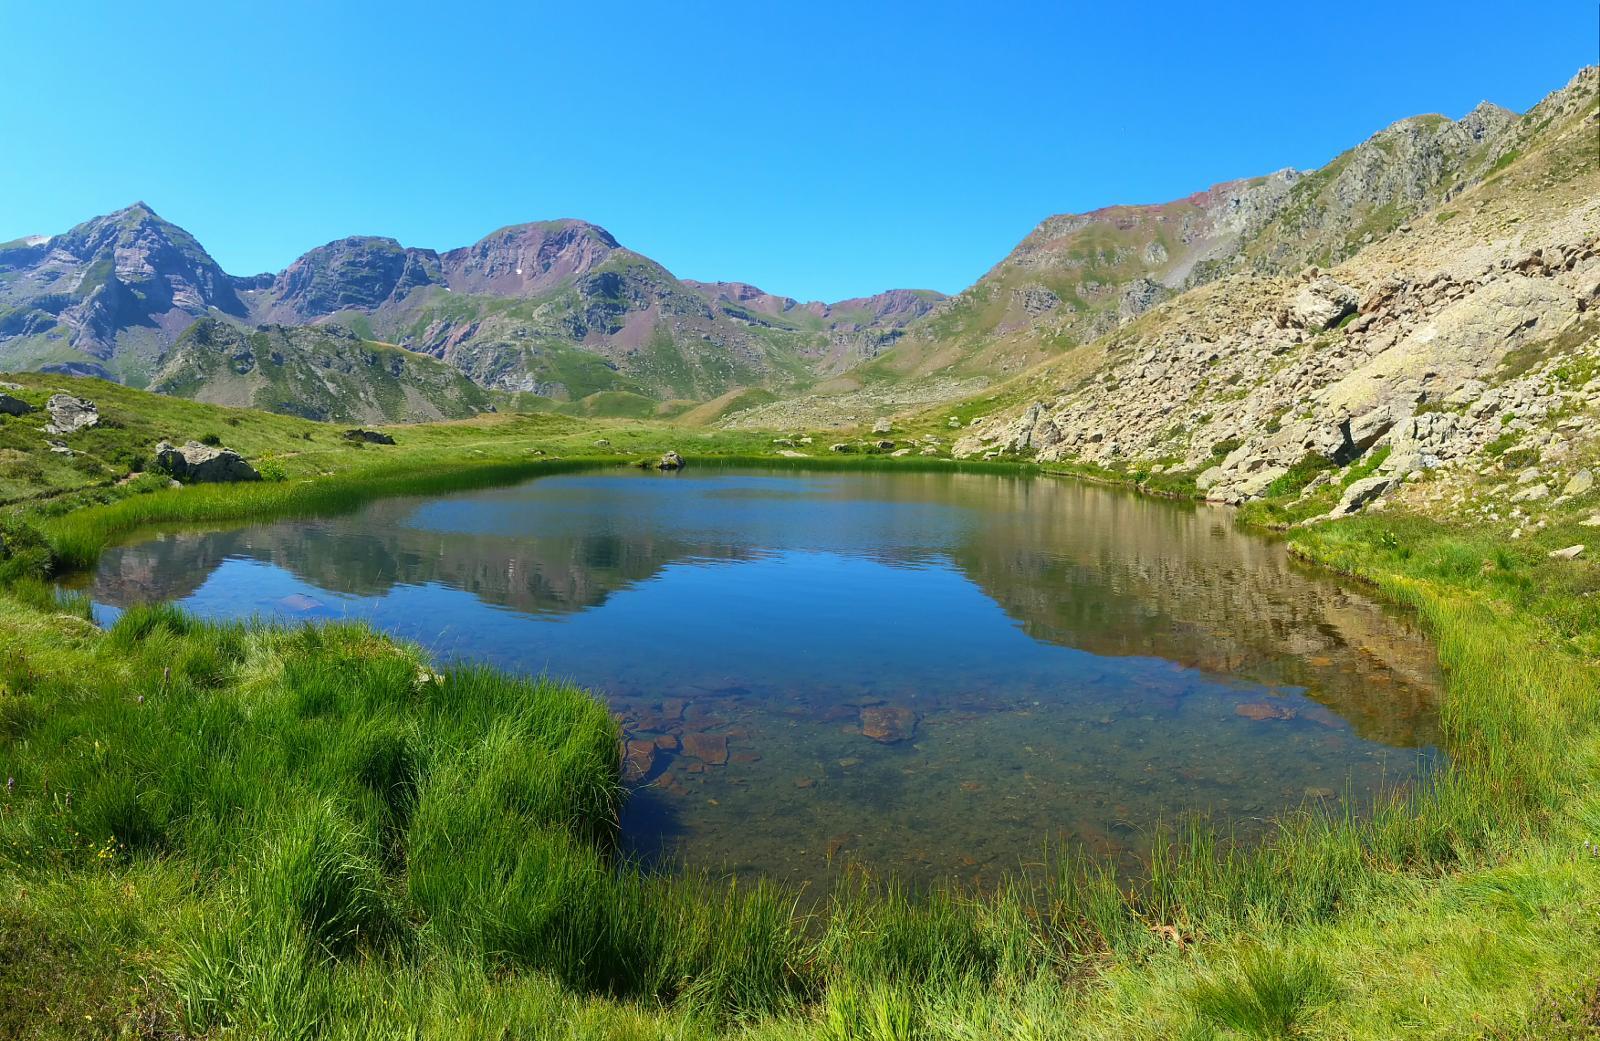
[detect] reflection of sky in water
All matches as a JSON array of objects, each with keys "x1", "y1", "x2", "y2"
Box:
[{"x1": 85, "y1": 469, "x2": 1443, "y2": 886}]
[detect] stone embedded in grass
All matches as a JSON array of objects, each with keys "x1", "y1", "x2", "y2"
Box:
[
  {"x1": 0, "y1": 392, "x2": 33, "y2": 416},
  {"x1": 342, "y1": 428, "x2": 396, "y2": 445},
  {"x1": 43, "y1": 394, "x2": 98, "y2": 434},
  {"x1": 859, "y1": 704, "x2": 918, "y2": 743},
  {"x1": 1548, "y1": 544, "x2": 1586, "y2": 560},
  {"x1": 155, "y1": 440, "x2": 261, "y2": 483}
]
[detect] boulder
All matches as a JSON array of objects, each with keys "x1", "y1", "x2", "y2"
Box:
[
  {"x1": 1548, "y1": 545, "x2": 1586, "y2": 560},
  {"x1": 1331, "y1": 474, "x2": 1401, "y2": 516},
  {"x1": 44, "y1": 394, "x2": 98, "y2": 434},
  {"x1": 154, "y1": 440, "x2": 262, "y2": 483},
  {"x1": 656, "y1": 451, "x2": 685, "y2": 471},
  {"x1": 873, "y1": 439, "x2": 895, "y2": 451},
  {"x1": 342, "y1": 428, "x2": 396, "y2": 445},
  {"x1": 1285, "y1": 276, "x2": 1359, "y2": 330},
  {"x1": 871, "y1": 417, "x2": 893, "y2": 434},
  {"x1": 1510, "y1": 482, "x2": 1550, "y2": 503},
  {"x1": 1562, "y1": 469, "x2": 1594, "y2": 498},
  {"x1": 0, "y1": 393, "x2": 33, "y2": 417}
]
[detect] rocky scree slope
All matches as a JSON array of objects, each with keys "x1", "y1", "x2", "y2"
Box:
[
  {"x1": 952, "y1": 67, "x2": 1600, "y2": 524},
  {"x1": 728, "y1": 73, "x2": 1547, "y2": 432},
  {"x1": 0, "y1": 210, "x2": 942, "y2": 412}
]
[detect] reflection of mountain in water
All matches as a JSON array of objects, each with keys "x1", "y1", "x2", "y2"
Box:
[{"x1": 87, "y1": 469, "x2": 1440, "y2": 747}]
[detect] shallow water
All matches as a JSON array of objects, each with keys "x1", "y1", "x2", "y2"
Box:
[{"x1": 81, "y1": 467, "x2": 1442, "y2": 886}]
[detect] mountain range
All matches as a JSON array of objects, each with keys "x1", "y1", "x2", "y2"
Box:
[
  {"x1": 0, "y1": 67, "x2": 1590, "y2": 428},
  {"x1": 0, "y1": 208, "x2": 943, "y2": 421}
]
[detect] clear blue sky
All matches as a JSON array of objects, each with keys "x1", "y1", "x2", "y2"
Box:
[{"x1": 1, "y1": 2, "x2": 1592, "y2": 302}]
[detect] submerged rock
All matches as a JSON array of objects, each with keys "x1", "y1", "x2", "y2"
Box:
[
  {"x1": 681, "y1": 732, "x2": 729, "y2": 765},
  {"x1": 43, "y1": 394, "x2": 98, "y2": 434},
  {"x1": 859, "y1": 704, "x2": 919, "y2": 743},
  {"x1": 621, "y1": 739, "x2": 658, "y2": 783},
  {"x1": 1235, "y1": 702, "x2": 1297, "y2": 722},
  {"x1": 155, "y1": 440, "x2": 261, "y2": 483}
]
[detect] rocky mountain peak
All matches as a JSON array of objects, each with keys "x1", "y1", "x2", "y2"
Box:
[
  {"x1": 442, "y1": 219, "x2": 627, "y2": 296},
  {"x1": 261, "y1": 235, "x2": 444, "y2": 322}
]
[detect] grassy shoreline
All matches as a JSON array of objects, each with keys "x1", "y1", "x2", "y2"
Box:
[{"x1": 2, "y1": 413, "x2": 1597, "y2": 1037}]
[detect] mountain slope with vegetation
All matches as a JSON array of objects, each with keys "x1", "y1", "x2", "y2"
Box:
[{"x1": 150, "y1": 318, "x2": 493, "y2": 424}]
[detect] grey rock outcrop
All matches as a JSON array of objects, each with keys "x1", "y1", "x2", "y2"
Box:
[
  {"x1": 154, "y1": 440, "x2": 261, "y2": 483},
  {"x1": 44, "y1": 394, "x2": 99, "y2": 434},
  {"x1": 1332, "y1": 475, "x2": 1402, "y2": 516},
  {"x1": 656, "y1": 450, "x2": 685, "y2": 471}
]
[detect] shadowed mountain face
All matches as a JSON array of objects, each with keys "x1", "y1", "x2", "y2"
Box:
[{"x1": 80, "y1": 468, "x2": 1442, "y2": 885}]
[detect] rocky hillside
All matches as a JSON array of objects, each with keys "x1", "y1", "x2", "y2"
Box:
[
  {"x1": 0, "y1": 210, "x2": 941, "y2": 415},
  {"x1": 727, "y1": 73, "x2": 1565, "y2": 432},
  {"x1": 951, "y1": 67, "x2": 1599, "y2": 526},
  {"x1": 151, "y1": 319, "x2": 492, "y2": 424},
  {"x1": 0, "y1": 204, "x2": 249, "y2": 385}
]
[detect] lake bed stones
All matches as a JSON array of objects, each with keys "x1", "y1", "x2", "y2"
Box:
[
  {"x1": 859, "y1": 704, "x2": 919, "y2": 743},
  {"x1": 681, "y1": 731, "x2": 729, "y2": 765}
]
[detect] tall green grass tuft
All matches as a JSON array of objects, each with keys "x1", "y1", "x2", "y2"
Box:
[{"x1": 1187, "y1": 947, "x2": 1339, "y2": 1039}]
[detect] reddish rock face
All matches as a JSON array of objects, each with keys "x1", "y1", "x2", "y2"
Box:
[
  {"x1": 859, "y1": 705, "x2": 919, "y2": 743},
  {"x1": 1235, "y1": 702, "x2": 1298, "y2": 721},
  {"x1": 681, "y1": 732, "x2": 729, "y2": 765}
]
